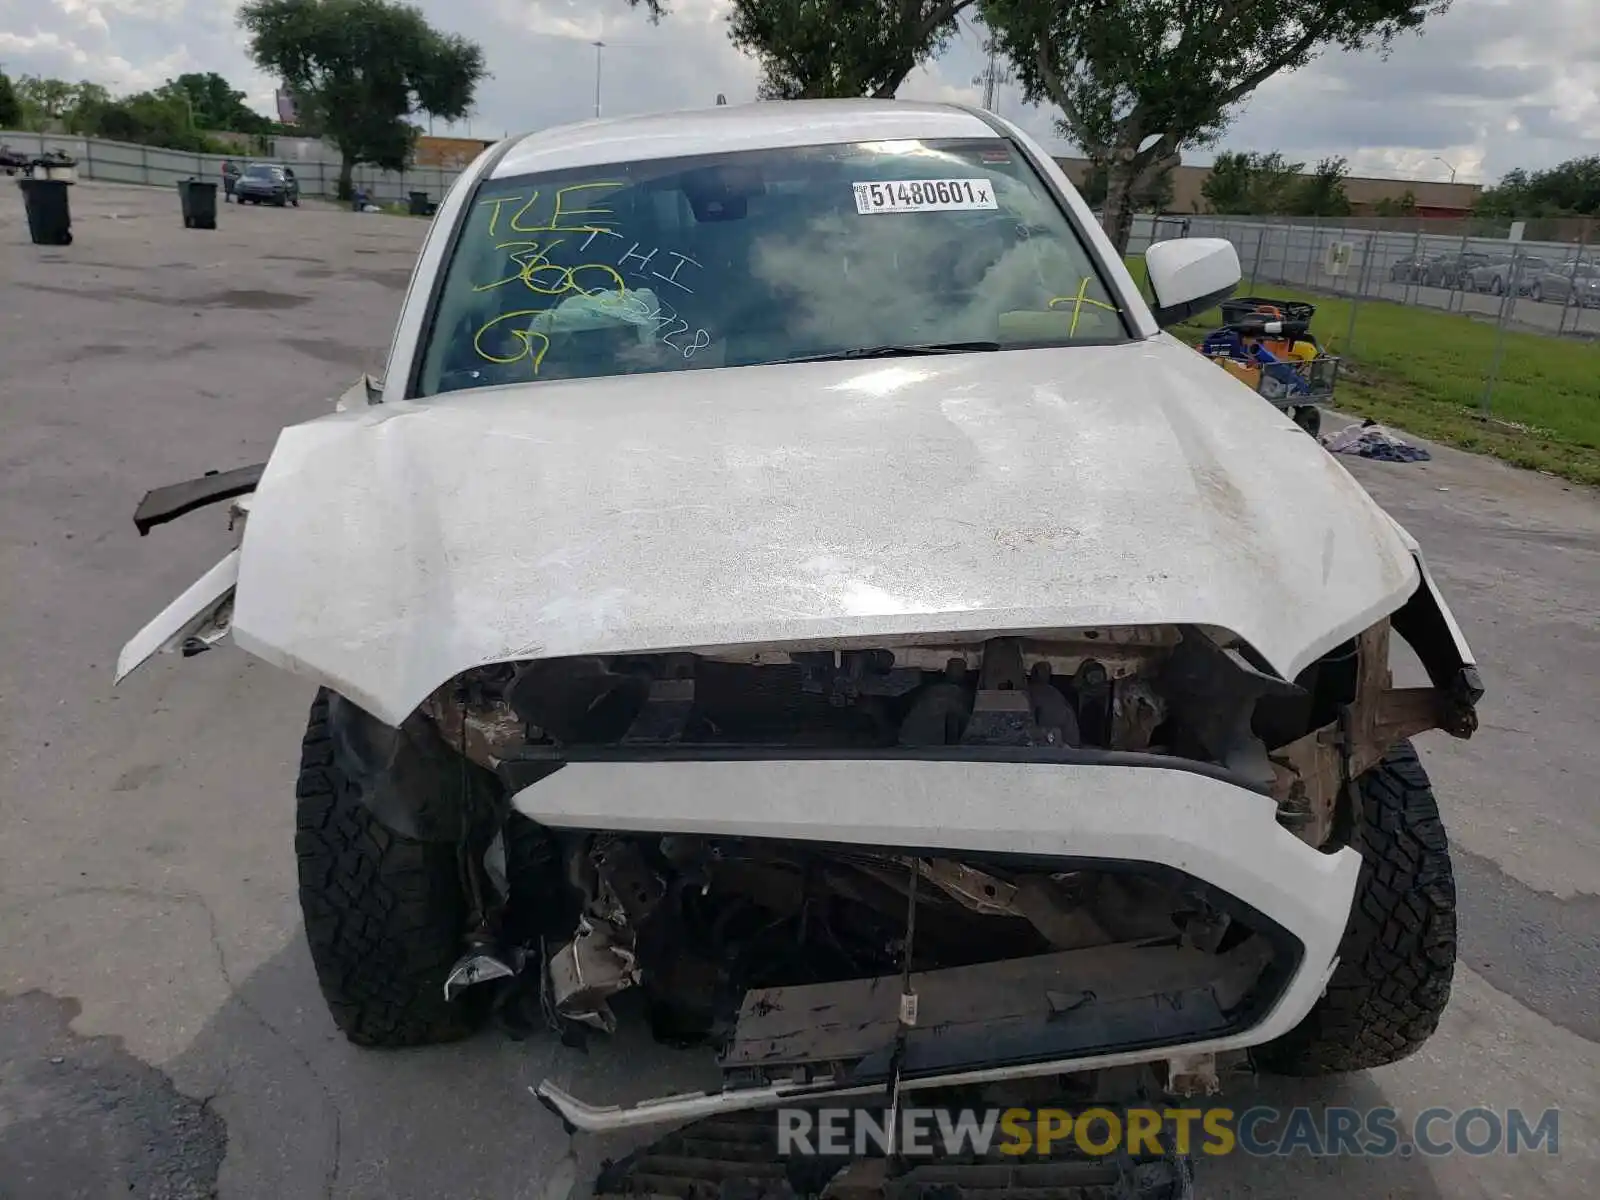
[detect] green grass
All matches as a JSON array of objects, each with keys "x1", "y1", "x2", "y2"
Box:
[{"x1": 1125, "y1": 255, "x2": 1600, "y2": 486}]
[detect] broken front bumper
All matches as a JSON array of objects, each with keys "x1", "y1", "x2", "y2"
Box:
[{"x1": 516, "y1": 757, "x2": 1362, "y2": 1132}]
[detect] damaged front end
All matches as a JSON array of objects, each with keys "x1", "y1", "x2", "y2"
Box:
[{"x1": 397, "y1": 602, "x2": 1478, "y2": 1131}]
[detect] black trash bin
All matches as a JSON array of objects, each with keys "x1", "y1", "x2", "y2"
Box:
[
  {"x1": 178, "y1": 178, "x2": 219, "y2": 229},
  {"x1": 18, "y1": 178, "x2": 72, "y2": 246},
  {"x1": 408, "y1": 190, "x2": 429, "y2": 216}
]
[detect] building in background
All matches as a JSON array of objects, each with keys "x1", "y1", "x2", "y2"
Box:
[
  {"x1": 412, "y1": 135, "x2": 496, "y2": 170},
  {"x1": 275, "y1": 88, "x2": 299, "y2": 126}
]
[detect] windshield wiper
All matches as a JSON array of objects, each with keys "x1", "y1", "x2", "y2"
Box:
[{"x1": 769, "y1": 341, "x2": 1002, "y2": 365}]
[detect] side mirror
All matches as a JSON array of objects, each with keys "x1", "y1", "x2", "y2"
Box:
[{"x1": 1144, "y1": 238, "x2": 1241, "y2": 328}]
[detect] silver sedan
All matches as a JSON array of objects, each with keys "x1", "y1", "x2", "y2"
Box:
[{"x1": 1527, "y1": 260, "x2": 1600, "y2": 307}]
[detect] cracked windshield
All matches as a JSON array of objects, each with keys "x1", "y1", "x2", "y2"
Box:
[{"x1": 416, "y1": 137, "x2": 1125, "y2": 395}]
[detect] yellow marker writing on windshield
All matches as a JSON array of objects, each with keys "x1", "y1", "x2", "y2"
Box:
[
  {"x1": 525, "y1": 262, "x2": 627, "y2": 297},
  {"x1": 509, "y1": 183, "x2": 625, "y2": 234},
  {"x1": 477, "y1": 195, "x2": 524, "y2": 238},
  {"x1": 473, "y1": 311, "x2": 551, "y2": 373},
  {"x1": 1049, "y1": 280, "x2": 1119, "y2": 335},
  {"x1": 473, "y1": 240, "x2": 559, "y2": 292}
]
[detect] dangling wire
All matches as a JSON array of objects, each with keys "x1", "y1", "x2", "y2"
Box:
[{"x1": 885, "y1": 862, "x2": 920, "y2": 1165}]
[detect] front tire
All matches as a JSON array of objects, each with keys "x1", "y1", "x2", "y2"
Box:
[
  {"x1": 295, "y1": 690, "x2": 486, "y2": 1047},
  {"x1": 1255, "y1": 741, "x2": 1456, "y2": 1075}
]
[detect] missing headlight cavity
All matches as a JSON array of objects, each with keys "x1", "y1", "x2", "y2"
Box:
[{"x1": 429, "y1": 619, "x2": 1476, "y2": 852}]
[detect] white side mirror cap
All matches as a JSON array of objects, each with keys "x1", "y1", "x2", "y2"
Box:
[{"x1": 1144, "y1": 238, "x2": 1241, "y2": 328}]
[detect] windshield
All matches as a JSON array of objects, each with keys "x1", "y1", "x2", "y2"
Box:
[
  {"x1": 414, "y1": 138, "x2": 1126, "y2": 397},
  {"x1": 244, "y1": 165, "x2": 279, "y2": 179}
]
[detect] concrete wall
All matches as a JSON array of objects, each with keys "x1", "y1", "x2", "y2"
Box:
[{"x1": 1, "y1": 130, "x2": 466, "y2": 206}]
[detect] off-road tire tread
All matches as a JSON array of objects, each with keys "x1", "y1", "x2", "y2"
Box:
[
  {"x1": 295, "y1": 690, "x2": 483, "y2": 1047},
  {"x1": 1257, "y1": 740, "x2": 1456, "y2": 1074}
]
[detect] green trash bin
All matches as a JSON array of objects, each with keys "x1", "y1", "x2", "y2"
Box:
[
  {"x1": 408, "y1": 190, "x2": 430, "y2": 216},
  {"x1": 178, "y1": 178, "x2": 219, "y2": 229},
  {"x1": 18, "y1": 177, "x2": 72, "y2": 246}
]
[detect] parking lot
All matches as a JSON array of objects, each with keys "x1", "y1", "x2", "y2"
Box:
[{"x1": 1, "y1": 182, "x2": 1597, "y2": 1199}]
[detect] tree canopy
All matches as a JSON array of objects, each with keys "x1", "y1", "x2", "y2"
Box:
[
  {"x1": 240, "y1": 0, "x2": 486, "y2": 196},
  {"x1": 1077, "y1": 154, "x2": 1176, "y2": 213},
  {"x1": 626, "y1": 0, "x2": 975, "y2": 99},
  {"x1": 1202, "y1": 151, "x2": 1352, "y2": 216},
  {"x1": 5, "y1": 74, "x2": 256, "y2": 152},
  {"x1": 1475, "y1": 157, "x2": 1600, "y2": 218},
  {"x1": 982, "y1": 0, "x2": 1448, "y2": 250},
  {"x1": 0, "y1": 73, "x2": 20, "y2": 128},
  {"x1": 164, "y1": 72, "x2": 274, "y2": 134}
]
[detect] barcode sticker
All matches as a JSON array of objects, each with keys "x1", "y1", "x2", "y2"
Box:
[{"x1": 853, "y1": 179, "x2": 997, "y2": 214}]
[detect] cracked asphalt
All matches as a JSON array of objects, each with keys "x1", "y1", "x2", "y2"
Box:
[{"x1": 2, "y1": 184, "x2": 1597, "y2": 1199}]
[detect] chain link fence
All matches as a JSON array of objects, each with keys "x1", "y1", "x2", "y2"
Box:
[
  {"x1": 1128, "y1": 211, "x2": 1600, "y2": 342},
  {"x1": 1126, "y1": 213, "x2": 1599, "y2": 446},
  {"x1": 1, "y1": 129, "x2": 465, "y2": 208}
]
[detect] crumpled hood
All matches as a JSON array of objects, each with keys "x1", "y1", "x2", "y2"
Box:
[{"x1": 233, "y1": 340, "x2": 1419, "y2": 725}]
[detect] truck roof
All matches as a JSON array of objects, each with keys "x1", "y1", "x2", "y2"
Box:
[{"x1": 490, "y1": 99, "x2": 998, "y2": 179}]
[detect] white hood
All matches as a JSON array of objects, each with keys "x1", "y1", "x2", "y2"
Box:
[{"x1": 232, "y1": 339, "x2": 1419, "y2": 725}]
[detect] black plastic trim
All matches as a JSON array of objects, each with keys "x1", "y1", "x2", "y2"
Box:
[
  {"x1": 132, "y1": 463, "x2": 265, "y2": 536},
  {"x1": 1151, "y1": 282, "x2": 1241, "y2": 330}
]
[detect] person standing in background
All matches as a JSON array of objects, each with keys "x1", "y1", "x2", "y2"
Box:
[{"x1": 222, "y1": 159, "x2": 240, "y2": 203}]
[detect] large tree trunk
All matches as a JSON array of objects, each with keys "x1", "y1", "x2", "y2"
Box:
[
  {"x1": 1100, "y1": 154, "x2": 1139, "y2": 256},
  {"x1": 337, "y1": 154, "x2": 354, "y2": 202}
]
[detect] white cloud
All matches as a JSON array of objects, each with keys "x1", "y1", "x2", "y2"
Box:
[{"x1": 1, "y1": 0, "x2": 1594, "y2": 184}]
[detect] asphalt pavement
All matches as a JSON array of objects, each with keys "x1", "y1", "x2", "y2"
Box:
[{"x1": 2, "y1": 184, "x2": 1596, "y2": 1199}]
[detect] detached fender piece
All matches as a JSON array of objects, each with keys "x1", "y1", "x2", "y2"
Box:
[
  {"x1": 1391, "y1": 549, "x2": 1483, "y2": 732},
  {"x1": 132, "y1": 463, "x2": 264, "y2": 536},
  {"x1": 114, "y1": 550, "x2": 239, "y2": 683}
]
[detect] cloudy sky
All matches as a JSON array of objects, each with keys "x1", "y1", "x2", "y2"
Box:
[{"x1": 3, "y1": 0, "x2": 1597, "y2": 185}]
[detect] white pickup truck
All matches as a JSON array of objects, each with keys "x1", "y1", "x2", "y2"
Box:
[{"x1": 117, "y1": 98, "x2": 1480, "y2": 1196}]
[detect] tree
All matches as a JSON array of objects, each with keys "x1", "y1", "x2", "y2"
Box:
[
  {"x1": 1078, "y1": 153, "x2": 1176, "y2": 212},
  {"x1": 162, "y1": 73, "x2": 273, "y2": 133},
  {"x1": 1202, "y1": 151, "x2": 1305, "y2": 214},
  {"x1": 240, "y1": 0, "x2": 486, "y2": 198},
  {"x1": 63, "y1": 82, "x2": 112, "y2": 135},
  {"x1": 1373, "y1": 189, "x2": 1417, "y2": 217},
  {"x1": 1476, "y1": 157, "x2": 1600, "y2": 218},
  {"x1": 14, "y1": 76, "x2": 80, "y2": 127},
  {"x1": 90, "y1": 92, "x2": 218, "y2": 151},
  {"x1": 983, "y1": 0, "x2": 1450, "y2": 253},
  {"x1": 1292, "y1": 155, "x2": 1353, "y2": 216},
  {"x1": 626, "y1": 0, "x2": 974, "y2": 99},
  {"x1": 0, "y1": 73, "x2": 20, "y2": 128}
]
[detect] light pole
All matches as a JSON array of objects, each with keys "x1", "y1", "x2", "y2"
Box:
[
  {"x1": 592, "y1": 40, "x2": 605, "y2": 119},
  {"x1": 1434, "y1": 156, "x2": 1457, "y2": 184}
]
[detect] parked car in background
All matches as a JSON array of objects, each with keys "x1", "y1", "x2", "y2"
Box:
[
  {"x1": 1388, "y1": 253, "x2": 1435, "y2": 283},
  {"x1": 1382, "y1": 252, "x2": 1446, "y2": 283},
  {"x1": 1527, "y1": 260, "x2": 1600, "y2": 307},
  {"x1": 1424, "y1": 251, "x2": 1493, "y2": 289},
  {"x1": 1461, "y1": 255, "x2": 1554, "y2": 296},
  {"x1": 234, "y1": 163, "x2": 301, "y2": 207}
]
